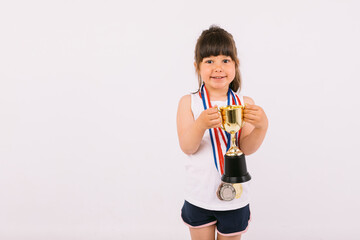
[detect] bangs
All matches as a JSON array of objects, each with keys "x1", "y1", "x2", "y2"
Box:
[{"x1": 198, "y1": 33, "x2": 236, "y2": 60}]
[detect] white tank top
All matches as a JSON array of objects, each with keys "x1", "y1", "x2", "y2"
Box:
[{"x1": 184, "y1": 92, "x2": 251, "y2": 211}]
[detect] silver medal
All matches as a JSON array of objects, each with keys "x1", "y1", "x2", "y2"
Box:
[{"x1": 217, "y1": 183, "x2": 236, "y2": 201}]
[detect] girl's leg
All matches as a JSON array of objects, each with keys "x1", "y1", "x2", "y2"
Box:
[
  {"x1": 189, "y1": 225, "x2": 216, "y2": 240},
  {"x1": 217, "y1": 233, "x2": 241, "y2": 240}
]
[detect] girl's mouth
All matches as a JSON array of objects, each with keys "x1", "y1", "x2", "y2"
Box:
[{"x1": 211, "y1": 76, "x2": 226, "y2": 79}]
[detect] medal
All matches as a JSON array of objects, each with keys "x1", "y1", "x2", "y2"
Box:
[
  {"x1": 216, "y1": 183, "x2": 243, "y2": 201},
  {"x1": 217, "y1": 183, "x2": 236, "y2": 201}
]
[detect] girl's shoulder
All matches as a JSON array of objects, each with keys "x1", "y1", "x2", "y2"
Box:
[
  {"x1": 243, "y1": 96, "x2": 255, "y2": 105},
  {"x1": 178, "y1": 94, "x2": 191, "y2": 105},
  {"x1": 178, "y1": 94, "x2": 192, "y2": 112},
  {"x1": 179, "y1": 92, "x2": 201, "y2": 105}
]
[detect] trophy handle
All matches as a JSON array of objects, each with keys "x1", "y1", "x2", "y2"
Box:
[
  {"x1": 217, "y1": 107, "x2": 225, "y2": 131},
  {"x1": 241, "y1": 105, "x2": 246, "y2": 128}
]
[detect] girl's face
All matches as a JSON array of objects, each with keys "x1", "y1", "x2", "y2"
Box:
[{"x1": 198, "y1": 55, "x2": 236, "y2": 93}]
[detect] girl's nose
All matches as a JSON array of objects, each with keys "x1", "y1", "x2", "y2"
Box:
[{"x1": 214, "y1": 64, "x2": 223, "y2": 72}]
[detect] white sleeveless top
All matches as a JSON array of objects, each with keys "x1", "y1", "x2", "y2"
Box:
[{"x1": 184, "y1": 93, "x2": 251, "y2": 211}]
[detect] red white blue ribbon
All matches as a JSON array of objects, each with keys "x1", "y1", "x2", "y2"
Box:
[{"x1": 199, "y1": 84, "x2": 243, "y2": 176}]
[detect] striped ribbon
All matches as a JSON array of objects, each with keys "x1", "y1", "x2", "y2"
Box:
[{"x1": 199, "y1": 84, "x2": 243, "y2": 176}]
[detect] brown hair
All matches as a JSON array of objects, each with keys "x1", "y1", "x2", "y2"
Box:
[{"x1": 194, "y1": 25, "x2": 241, "y2": 93}]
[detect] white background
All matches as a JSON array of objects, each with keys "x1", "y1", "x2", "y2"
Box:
[{"x1": 1, "y1": 0, "x2": 360, "y2": 239}]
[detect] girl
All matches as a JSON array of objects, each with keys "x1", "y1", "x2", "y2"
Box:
[{"x1": 177, "y1": 26, "x2": 268, "y2": 240}]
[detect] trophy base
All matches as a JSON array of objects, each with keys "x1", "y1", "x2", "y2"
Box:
[
  {"x1": 221, "y1": 173, "x2": 251, "y2": 183},
  {"x1": 221, "y1": 154, "x2": 251, "y2": 183}
]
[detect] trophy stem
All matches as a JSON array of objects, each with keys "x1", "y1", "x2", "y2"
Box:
[
  {"x1": 231, "y1": 133, "x2": 236, "y2": 148},
  {"x1": 226, "y1": 133, "x2": 242, "y2": 156}
]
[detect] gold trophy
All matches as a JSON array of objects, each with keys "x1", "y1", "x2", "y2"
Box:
[{"x1": 216, "y1": 105, "x2": 251, "y2": 201}]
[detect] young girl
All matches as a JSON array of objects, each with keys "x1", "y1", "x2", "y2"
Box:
[{"x1": 177, "y1": 26, "x2": 268, "y2": 240}]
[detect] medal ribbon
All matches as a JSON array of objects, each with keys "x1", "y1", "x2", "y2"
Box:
[{"x1": 199, "y1": 84, "x2": 243, "y2": 176}]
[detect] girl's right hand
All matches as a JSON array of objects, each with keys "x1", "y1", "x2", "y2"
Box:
[{"x1": 197, "y1": 106, "x2": 222, "y2": 130}]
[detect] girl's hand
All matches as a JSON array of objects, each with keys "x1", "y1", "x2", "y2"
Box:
[
  {"x1": 197, "y1": 106, "x2": 222, "y2": 130},
  {"x1": 243, "y1": 104, "x2": 268, "y2": 130}
]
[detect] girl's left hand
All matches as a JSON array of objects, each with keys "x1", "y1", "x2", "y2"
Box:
[{"x1": 243, "y1": 104, "x2": 268, "y2": 130}]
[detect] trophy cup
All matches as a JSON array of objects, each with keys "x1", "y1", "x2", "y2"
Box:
[{"x1": 219, "y1": 105, "x2": 251, "y2": 184}]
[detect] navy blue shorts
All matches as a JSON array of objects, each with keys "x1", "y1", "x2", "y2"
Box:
[{"x1": 181, "y1": 201, "x2": 251, "y2": 236}]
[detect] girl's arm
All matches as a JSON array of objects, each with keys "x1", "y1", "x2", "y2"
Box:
[
  {"x1": 239, "y1": 96, "x2": 268, "y2": 155},
  {"x1": 176, "y1": 95, "x2": 222, "y2": 155}
]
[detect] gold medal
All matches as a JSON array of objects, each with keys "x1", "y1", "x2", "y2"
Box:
[{"x1": 233, "y1": 183, "x2": 243, "y2": 199}]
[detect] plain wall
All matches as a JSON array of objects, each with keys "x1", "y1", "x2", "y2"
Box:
[{"x1": 1, "y1": 0, "x2": 360, "y2": 239}]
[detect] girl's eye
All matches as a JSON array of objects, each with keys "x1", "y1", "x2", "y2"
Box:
[
  {"x1": 223, "y1": 59, "x2": 231, "y2": 63},
  {"x1": 205, "y1": 60, "x2": 213, "y2": 64}
]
